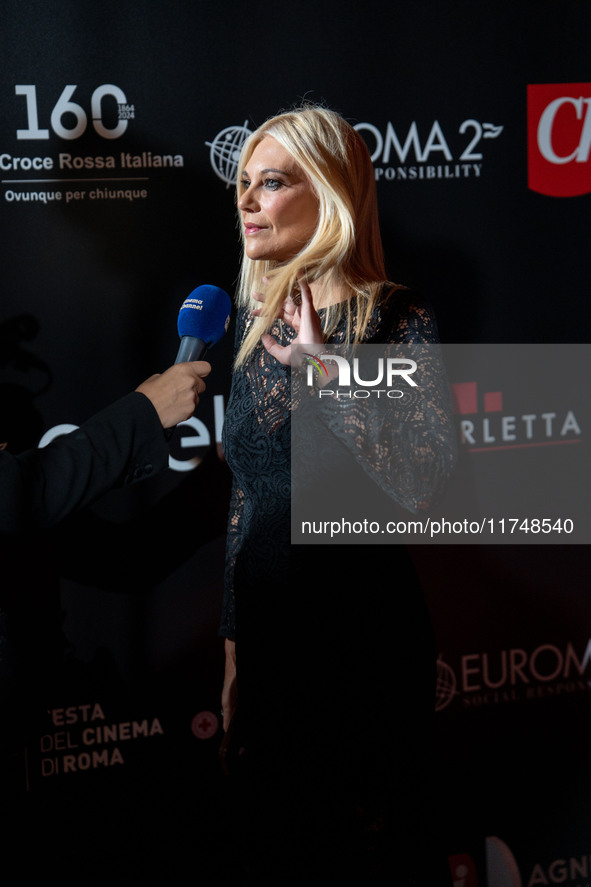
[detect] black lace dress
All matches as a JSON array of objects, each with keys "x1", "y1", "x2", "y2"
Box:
[{"x1": 221, "y1": 288, "x2": 454, "y2": 886}]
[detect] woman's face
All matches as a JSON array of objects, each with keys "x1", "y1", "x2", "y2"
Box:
[{"x1": 238, "y1": 137, "x2": 319, "y2": 263}]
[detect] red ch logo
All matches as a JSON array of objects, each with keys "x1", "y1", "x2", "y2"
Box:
[{"x1": 527, "y1": 82, "x2": 591, "y2": 197}]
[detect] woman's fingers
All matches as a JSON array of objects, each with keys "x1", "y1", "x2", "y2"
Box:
[
  {"x1": 261, "y1": 333, "x2": 292, "y2": 365},
  {"x1": 256, "y1": 277, "x2": 322, "y2": 352},
  {"x1": 282, "y1": 297, "x2": 299, "y2": 327},
  {"x1": 298, "y1": 277, "x2": 313, "y2": 304},
  {"x1": 294, "y1": 278, "x2": 324, "y2": 346}
]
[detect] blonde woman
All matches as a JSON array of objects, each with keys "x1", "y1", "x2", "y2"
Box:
[{"x1": 219, "y1": 105, "x2": 453, "y2": 886}]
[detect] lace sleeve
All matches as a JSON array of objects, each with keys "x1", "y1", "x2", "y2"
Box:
[
  {"x1": 219, "y1": 309, "x2": 249, "y2": 640},
  {"x1": 294, "y1": 293, "x2": 457, "y2": 515}
]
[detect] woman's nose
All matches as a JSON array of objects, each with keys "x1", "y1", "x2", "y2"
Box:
[{"x1": 238, "y1": 186, "x2": 258, "y2": 213}]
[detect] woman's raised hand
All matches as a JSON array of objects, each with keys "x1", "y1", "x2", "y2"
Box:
[{"x1": 258, "y1": 278, "x2": 324, "y2": 366}]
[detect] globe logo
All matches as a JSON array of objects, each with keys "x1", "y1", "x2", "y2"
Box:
[
  {"x1": 435, "y1": 656, "x2": 458, "y2": 711},
  {"x1": 206, "y1": 120, "x2": 252, "y2": 187}
]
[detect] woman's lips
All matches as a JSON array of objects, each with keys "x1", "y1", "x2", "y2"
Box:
[{"x1": 245, "y1": 224, "x2": 264, "y2": 234}]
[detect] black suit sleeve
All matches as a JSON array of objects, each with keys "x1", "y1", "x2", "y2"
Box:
[{"x1": 0, "y1": 391, "x2": 169, "y2": 535}]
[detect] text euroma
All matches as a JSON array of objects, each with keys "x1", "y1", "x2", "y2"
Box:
[{"x1": 58, "y1": 151, "x2": 184, "y2": 170}]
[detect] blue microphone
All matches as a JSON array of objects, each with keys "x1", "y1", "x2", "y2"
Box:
[{"x1": 175, "y1": 284, "x2": 231, "y2": 363}]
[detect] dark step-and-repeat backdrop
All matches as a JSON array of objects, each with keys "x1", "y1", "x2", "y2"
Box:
[{"x1": 1, "y1": 2, "x2": 589, "y2": 885}]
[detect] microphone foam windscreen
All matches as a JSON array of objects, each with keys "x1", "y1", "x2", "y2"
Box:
[{"x1": 177, "y1": 285, "x2": 232, "y2": 346}]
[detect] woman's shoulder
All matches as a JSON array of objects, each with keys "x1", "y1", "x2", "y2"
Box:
[{"x1": 370, "y1": 284, "x2": 440, "y2": 344}]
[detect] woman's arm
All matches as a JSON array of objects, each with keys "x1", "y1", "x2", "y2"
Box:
[
  {"x1": 1, "y1": 392, "x2": 167, "y2": 535},
  {"x1": 221, "y1": 637, "x2": 237, "y2": 732},
  {"x1": 295, "y1": 293, "x2": 457, "y2": 514}
]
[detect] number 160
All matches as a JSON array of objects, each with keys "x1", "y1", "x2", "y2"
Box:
[{"x1": 16, "y1": 84, "x2": 130, "y2": 140}]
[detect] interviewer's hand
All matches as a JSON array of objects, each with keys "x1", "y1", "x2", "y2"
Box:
[{"x1": 136, "y1": 360, "x2": 211, "y2": 428}]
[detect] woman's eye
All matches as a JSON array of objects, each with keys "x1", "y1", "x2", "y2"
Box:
[
  {"x1": 240, "y1": 179, "x2": 250, "y2": 190},
  {"x1": 264, "y1": 178, "x2": 282, "y2": 190}
]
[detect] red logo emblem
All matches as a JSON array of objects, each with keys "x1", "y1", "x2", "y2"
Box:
[
  {"x1": 527, "y1": 82, "x2": 591, "y2": 196},
  {"x1": 191, "y1": 711, "x2": 219, "y2": 739},
  {"x1": 448, "y1": 854, "x2": 479, "y2": 887}
]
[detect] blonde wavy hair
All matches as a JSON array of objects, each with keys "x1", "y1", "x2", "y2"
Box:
[{"x1": 234, "y1": 104, "x2": 396, "y2": 367}]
